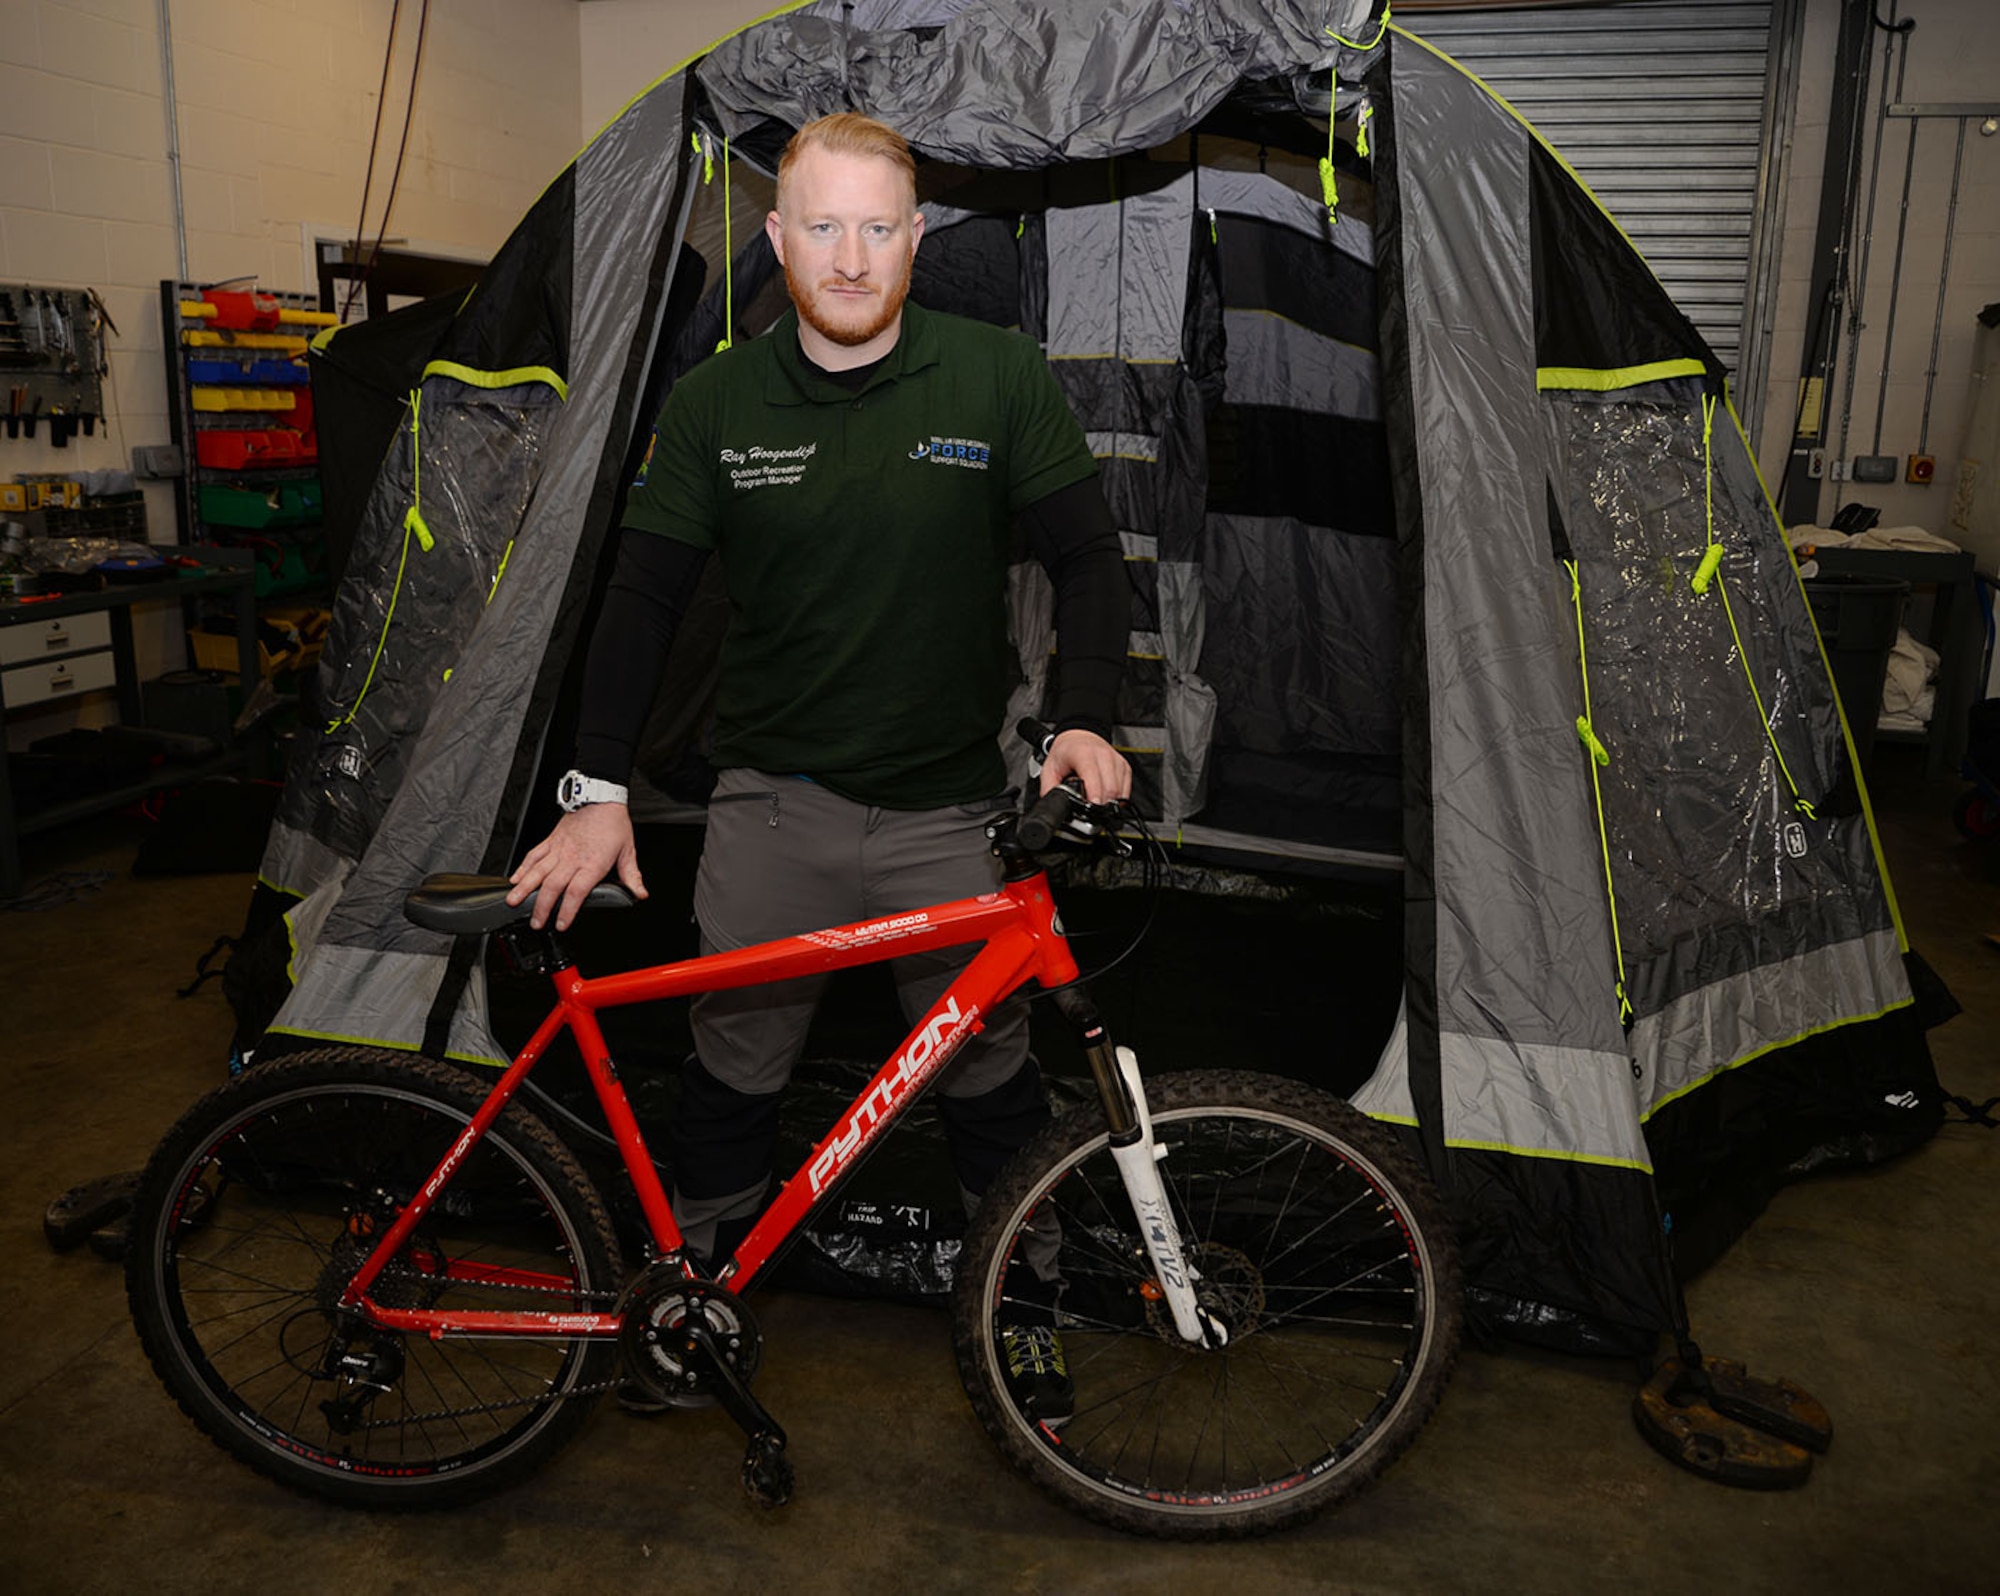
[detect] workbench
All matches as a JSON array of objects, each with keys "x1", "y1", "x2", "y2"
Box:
[
  {"x1": 1810, "y1": 544, "x2": 1983, "y2": 779},
  {"x1": 0, "y1": 552, "x2": 258, "y2": 898}
]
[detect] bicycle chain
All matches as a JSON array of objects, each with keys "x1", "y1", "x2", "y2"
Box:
[
  {"x1": 344, "y1": 1375, "x2": 623, "y2": 1431},
  {"x1": 333, "y1": 1256, "x2": 627, "y2": 1432}
]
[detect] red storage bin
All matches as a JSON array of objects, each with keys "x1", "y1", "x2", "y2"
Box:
[
  {"x1": 194, "y1": 430, "x2": 300, "y2": 470},
  {"x1": 202, "y1": 290, "x2": 282, "y2": 332}
]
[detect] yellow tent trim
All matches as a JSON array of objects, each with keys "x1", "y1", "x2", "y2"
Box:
[
  {"x1": 1536, "y1": 359, "x2": 1708, "y2": 393},
  {"x1": 421, "y1": 360, "x2": 570, "y2": 401},
  {"x1": 1721, "y1": 390, "x2": 1911, "y2": 952},
  {"x1": 551, "y1": 0, "x2": 820, "y2": 202},
  {"x1": 1642, "y1": 997, "x2": 1914, "y2": 1122},
  {"x1": 264, "y1": 1024, "x2": 507, "y2": 1069}
]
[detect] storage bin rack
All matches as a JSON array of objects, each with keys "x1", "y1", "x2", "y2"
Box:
[{"x1": 160, "y1": 281, "x2": 335, "y2": 600}]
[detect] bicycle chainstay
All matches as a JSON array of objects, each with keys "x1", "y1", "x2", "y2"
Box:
[{"x1": 324, "y1": 1249, "x2": 626, "y2": 1432}]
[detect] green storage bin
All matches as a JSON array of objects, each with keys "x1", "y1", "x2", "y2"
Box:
[{"x1": 199, "y1": 481, "x2": 322, "y2": 529}]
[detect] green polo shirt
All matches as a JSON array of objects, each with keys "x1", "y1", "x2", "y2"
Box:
[{"x1": 622, "y1": 301, "x2": 1097, "y2": 807}]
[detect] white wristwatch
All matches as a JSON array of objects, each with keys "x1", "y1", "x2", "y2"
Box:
[{"x1": 557, "y1": 770, "x2": 629, "y2": 812}]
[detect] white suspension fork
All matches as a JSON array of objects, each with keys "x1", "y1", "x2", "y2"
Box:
[{"x1": 1108, "y1": 1047, "x2": 1226, "y2": 1347}]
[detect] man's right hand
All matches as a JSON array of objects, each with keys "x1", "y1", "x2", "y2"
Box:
[{"x1": 507, "y1": 804, "x2": 647, "y2": 931}]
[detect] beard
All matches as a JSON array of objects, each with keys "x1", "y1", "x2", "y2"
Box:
[{"x1": 785, "y1": 253, "x2": 912, "y2": 349}]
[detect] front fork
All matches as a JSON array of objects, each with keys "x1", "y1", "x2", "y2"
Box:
[{"x1": 1054, "y1": 989, "x2": 1225, "y2": 1348}]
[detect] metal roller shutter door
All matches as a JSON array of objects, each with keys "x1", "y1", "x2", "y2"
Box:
[{"x1": 1408, "y1": 0, "x2": 1777, "y2": 380}]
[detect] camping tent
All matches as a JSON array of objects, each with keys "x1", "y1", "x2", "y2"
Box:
[{"x1": 230, "y1": 0, "x2": 1943, "y2": 1352}]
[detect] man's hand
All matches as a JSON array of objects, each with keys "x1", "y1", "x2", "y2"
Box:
[
  {"x1": 507, "y1": 804, "x2": 647, "y2": 931},
  {"x1": 1040, "y1": 728, "x2": 1131, "y2": 804}
]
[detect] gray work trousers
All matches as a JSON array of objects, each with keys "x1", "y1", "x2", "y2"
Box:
[{"x1": 675, "y1": 767, "x2": 1034, "y2": 1255}]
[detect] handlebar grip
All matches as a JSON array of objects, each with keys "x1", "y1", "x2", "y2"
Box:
[
  {"x1": 1017, "y1": 717, "x2": 1057, "y2": 760},
  {"x1": 1015, "y1": 785, "x2": 1074, "y2": 852}
]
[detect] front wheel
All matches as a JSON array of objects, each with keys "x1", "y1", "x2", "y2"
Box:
[
  {"x1": 953, "y1": 1071, "x2": 1461, "y2": 1539},
  {"x1": 125, "y1": 1047, "x2": 623, "y2": 1508}
]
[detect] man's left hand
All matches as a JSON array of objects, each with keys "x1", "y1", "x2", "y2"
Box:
[{"x1": 1040, "y1": 728, "x2": 1131, "y2": 804}]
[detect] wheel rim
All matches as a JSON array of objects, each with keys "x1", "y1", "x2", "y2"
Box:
[
  {"x1": 985, "y1": 1104, "x2": 1442, "y2": 1516},
  {"x1": 146, "y1": 1082, "x2": 604, "y2": 1482}
]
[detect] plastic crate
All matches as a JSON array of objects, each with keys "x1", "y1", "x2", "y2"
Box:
[
  {"x1": 20, "y1": 496, "x2": 149, "y2": 539},
  {"x1": 194, "y1": 429, "x2": 301, "y2": 470},
  {"x1": 191, "y1": 386, "x2": 297, "y2": 413},
  {"x1": 199, "y1": 481, "x2": 322, "y2": 529},
  {"x1": 187, "y1": 358, "x2": 253, "y2": 384}
]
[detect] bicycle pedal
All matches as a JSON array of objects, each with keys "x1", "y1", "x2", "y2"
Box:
[
  {"x1": 43, "y1": 1171, "x2": 141, "y2": 1252},
  {"x1": 1633, "y1": 1359, "x2": 1814, "y2": 1490},
  {"x1": 740, "y1": 1433, "x2": 794, "y2": 1509}
]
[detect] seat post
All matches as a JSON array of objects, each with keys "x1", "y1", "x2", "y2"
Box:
[{"x1": 493, "y1": 924, "x2": 571, "y2": 977}]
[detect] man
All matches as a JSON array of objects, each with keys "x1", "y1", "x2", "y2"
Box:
[{"x1": 508, "y1": 113, "x2": 1128, "y2": 1421}]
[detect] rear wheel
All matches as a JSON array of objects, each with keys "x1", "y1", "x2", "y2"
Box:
[
  {"x1": 125, "y1": 1047, "x2": 622, "y2": 1507},
  {"x1": 954, "y1": 1070, "x2": 1460, "y2": 1539}
]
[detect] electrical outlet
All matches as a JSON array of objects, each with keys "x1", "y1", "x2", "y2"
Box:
[
  {"x1": 1906, "y1": 453, "x2": 1936, "y2": 485},
  {"x1": 1852, "y1": 454, "x2": 1898, "y2": 483},
  {"x1": 1829, "y1": 459, "x2": 1849, "y2": 482},
  {"x1": 1807, "y1": 448, "x2": 1826, "y2": 480}
]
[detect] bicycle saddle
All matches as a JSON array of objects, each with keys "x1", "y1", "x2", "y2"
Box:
[{"x1": 403, "y1": 873, "x2": 637, "y2": 934}]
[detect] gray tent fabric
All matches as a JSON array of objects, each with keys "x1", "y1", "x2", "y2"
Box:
[
  {"x1": 265, "y1": 73, "x2": 699, "y2": 1062},
  {"x1": 238, "y1": 1, "x2": 1939, "y2": 1347},
  {"x1": 699, "y1": 0, "x2": 1378, "y2": 162},
  {"x1": 1377, "y1": 35, "x2": 1643, "y2": 1164}
]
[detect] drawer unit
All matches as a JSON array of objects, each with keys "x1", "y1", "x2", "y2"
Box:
[
  {"x1": 3, "y1": 648, "x2": 117, "y2": 708},
  {"x1": 0, "y1": 611, "x2": 113, "y2": 666}
]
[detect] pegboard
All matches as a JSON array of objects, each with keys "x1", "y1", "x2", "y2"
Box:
[{"x1": 0, "y1": 284, "x2": 109, "y2": 447}]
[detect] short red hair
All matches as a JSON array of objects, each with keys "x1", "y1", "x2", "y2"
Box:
[{"x1": 775, "y1": 113, "x2": 917, "y2": 213}]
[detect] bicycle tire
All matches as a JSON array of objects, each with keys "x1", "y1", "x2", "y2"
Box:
[
  {"x1": 125, "y1": 1046, "x2": 623, "y2": 1508},
  {"x1": 953, "y1": 1070, "x2": 1461, "y2": 1539}
]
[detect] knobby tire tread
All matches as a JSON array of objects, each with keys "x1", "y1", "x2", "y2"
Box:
[
  {"x1": 952, "y1": 1070, "x2": 1462, "y2": 1540},
  {"x1": 125, "y1": 1046, "x2": 623, "y2": 1510}
]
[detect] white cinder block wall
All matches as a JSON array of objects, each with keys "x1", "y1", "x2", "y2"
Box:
[
  {"x1": 0, "y1": 0, "x2": 582, "y2": 743},
  {"x1": 1756, "y1": 0, "x2": 2000, "y2": 538},
  {"x1": 577, "y1": 0, "x2": 768, "y2": 139}
]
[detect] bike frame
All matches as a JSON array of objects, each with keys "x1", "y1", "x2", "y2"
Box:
[{"x1": 344, "y1": 868, "x2": 1086, "y2": 1342}]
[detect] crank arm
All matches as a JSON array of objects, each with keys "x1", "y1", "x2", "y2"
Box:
[{"x1": 681, "y1": 1316, "x2": 794, "y2": 1506}]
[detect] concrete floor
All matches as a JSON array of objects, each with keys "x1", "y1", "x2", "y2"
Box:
[{"x1": 1, "y1": 744, "x2": 1993, "y2": 1594}]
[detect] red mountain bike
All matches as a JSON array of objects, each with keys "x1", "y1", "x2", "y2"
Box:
[{"x1": 124, "y1": 752, "x2": 1461, "y2": 1539}]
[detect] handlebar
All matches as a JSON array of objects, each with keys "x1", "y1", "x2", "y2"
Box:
[
  {"x1": 1015, "y1": 784, "x2": 1079, "y2": 852},
  {"x1": 1005, "y1": 717, "x2": 1128, "y2": 859}
]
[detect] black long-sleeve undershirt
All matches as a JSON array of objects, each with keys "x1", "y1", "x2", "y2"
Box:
[{"x1": 572, "y1": 473, "x2": 1128, "y2": 786}]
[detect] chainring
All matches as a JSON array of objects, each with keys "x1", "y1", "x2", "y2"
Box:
[{"x1": 618, "y1": 1265, "x2": 764, "y2": 1408}]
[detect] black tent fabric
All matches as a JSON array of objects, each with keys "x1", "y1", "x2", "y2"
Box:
[{"x1": 309, "y1": 293, "x2": 461, "y2": 587}]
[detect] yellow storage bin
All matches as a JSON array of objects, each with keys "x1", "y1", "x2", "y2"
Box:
[{"x1": 191, "y1": 386, "x2": 298, "y2": 413}]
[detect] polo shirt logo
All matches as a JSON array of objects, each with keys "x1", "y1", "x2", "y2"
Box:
[
  {"x1": 720, "y1": 441, "x2": 817, "y2": 491},
  {"x1": 908, "y1": 435, "x2": 991, "y2": 470}
]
